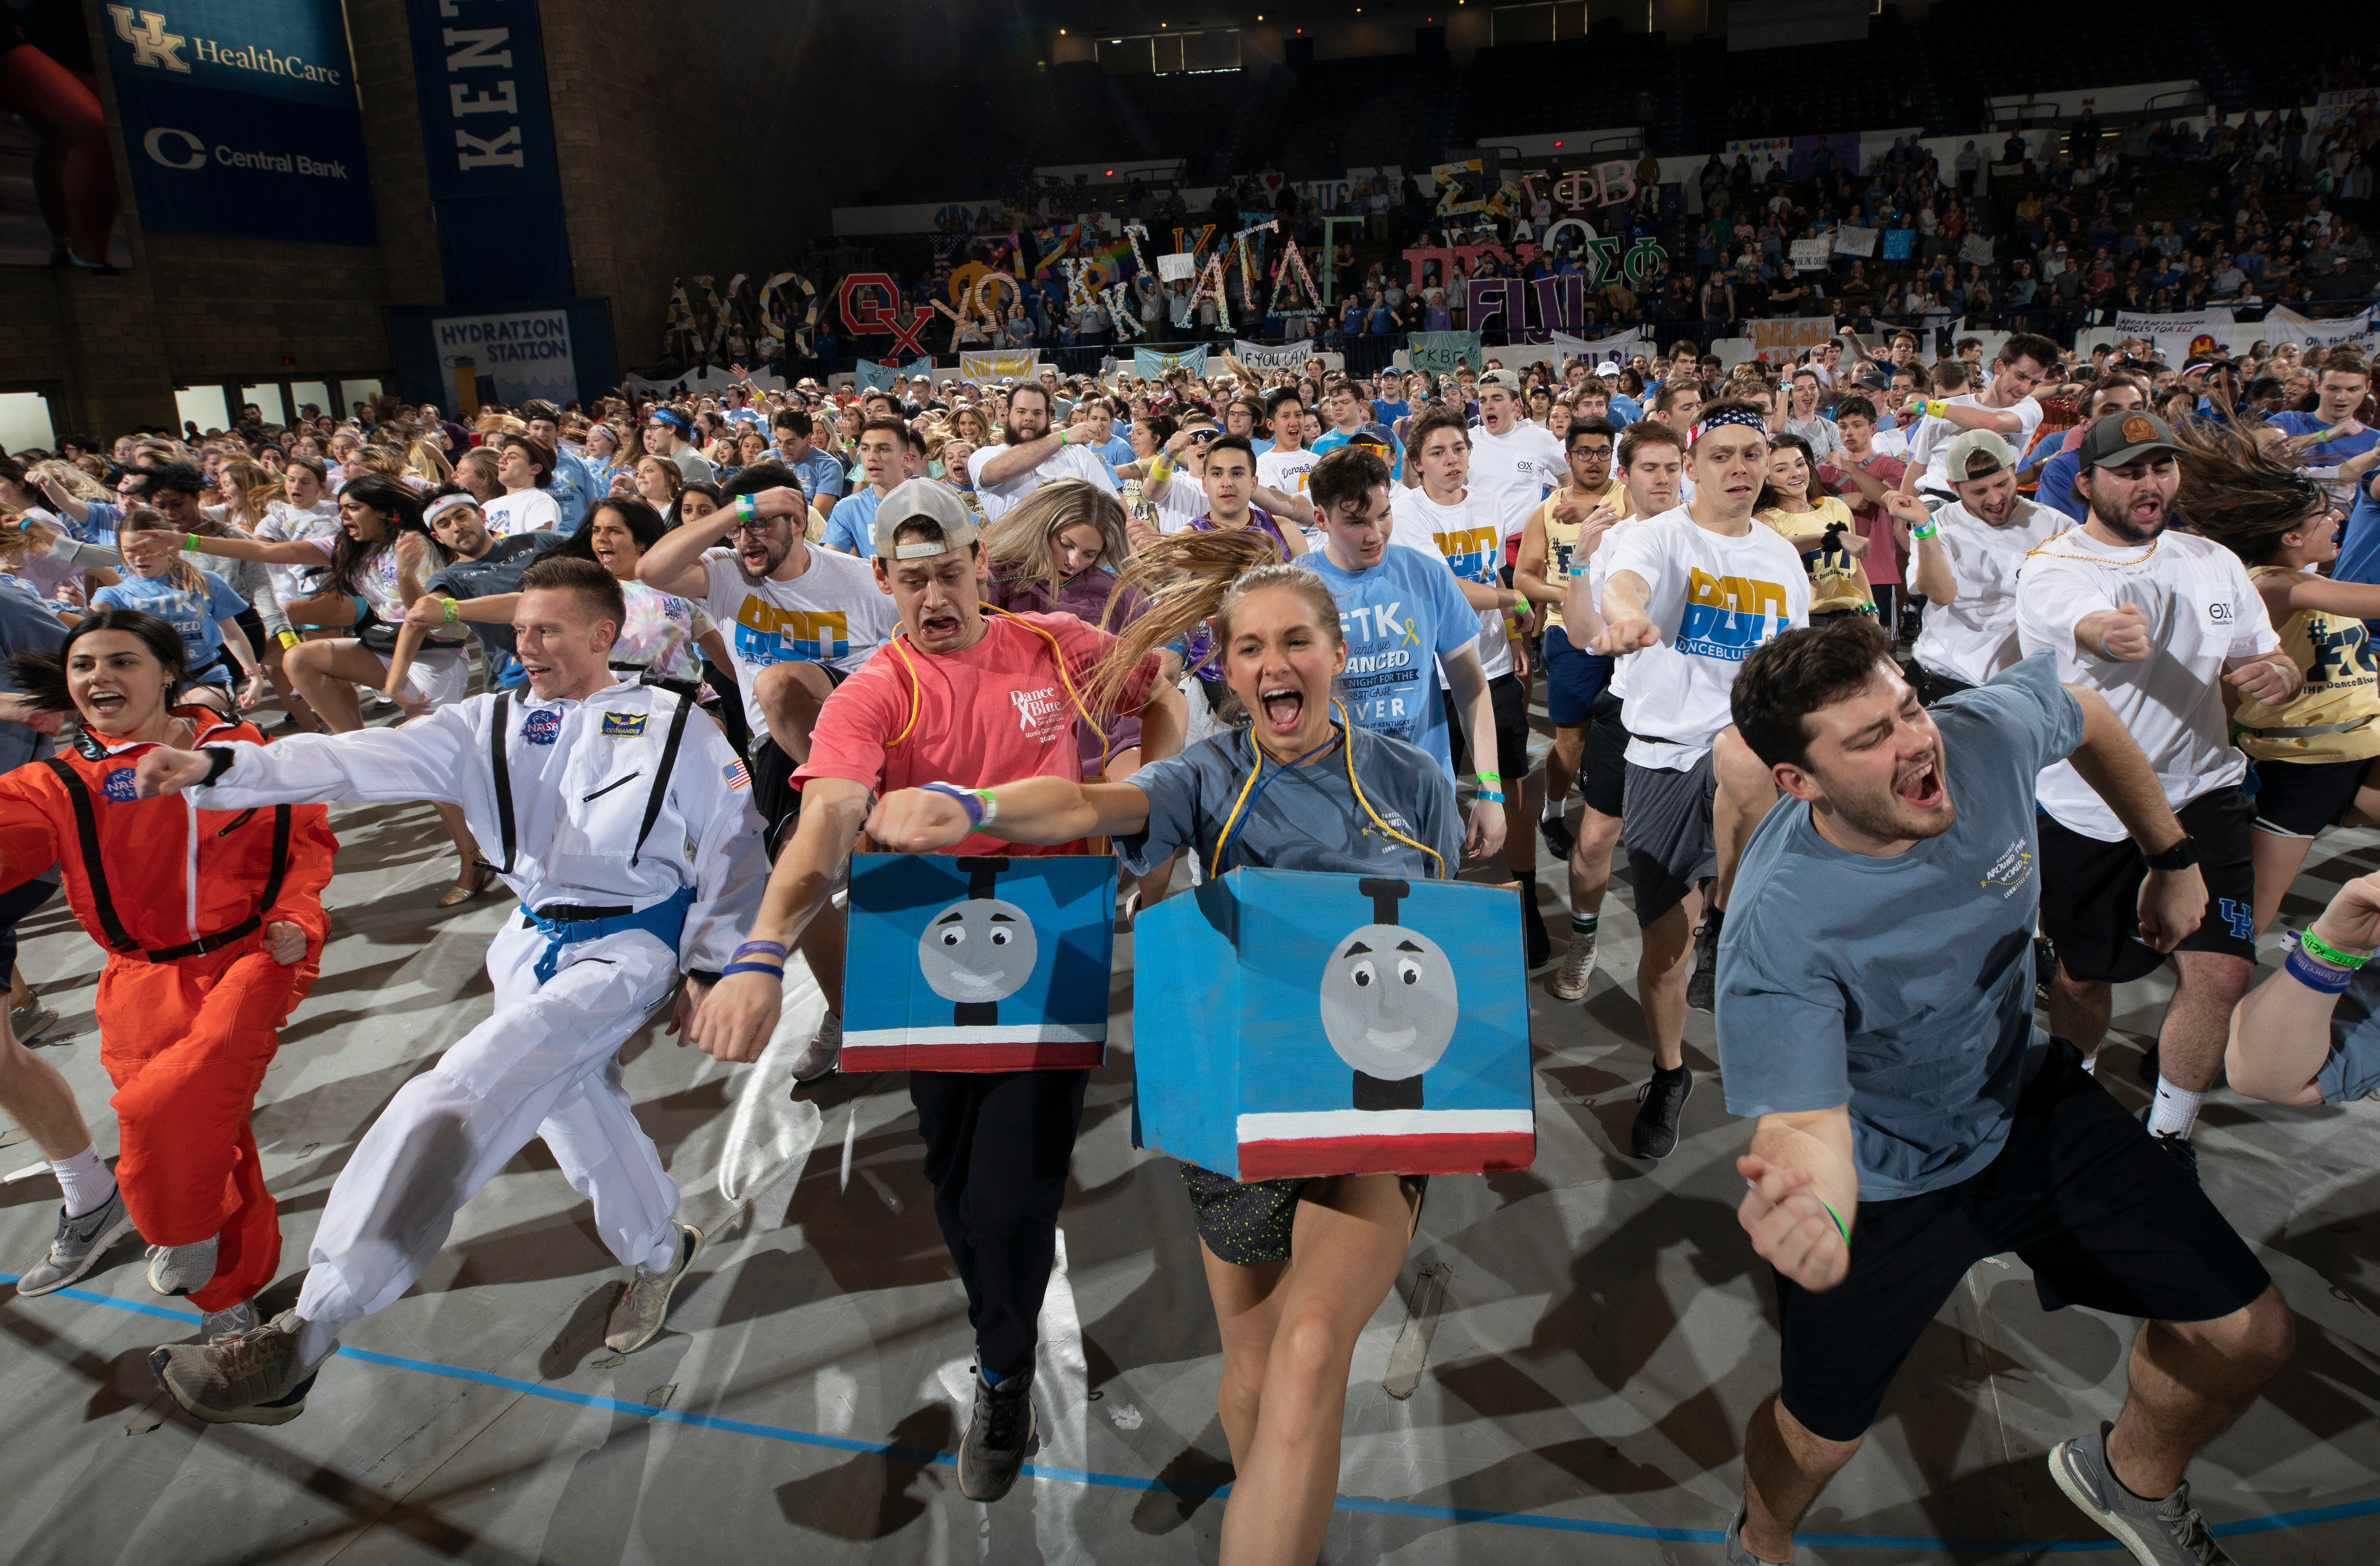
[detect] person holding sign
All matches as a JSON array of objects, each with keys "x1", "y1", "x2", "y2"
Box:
[
  {"x1": 867, "y1": 528, "x2": 1457, "y2": 1566},
  {"x1": 689, "y1": 480, "x2": 1184, "y2": 1506}
]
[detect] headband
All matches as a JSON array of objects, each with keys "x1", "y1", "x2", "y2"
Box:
[
  {"x1": 422, "y1": 492, "x2": 478, "y2": 525},
  {"x1": 650, "y1": 409, "x2": 691, "y2": 433},
  {"x1": 1687, "y1": 407, "x2": 1769, "y2": 449}
]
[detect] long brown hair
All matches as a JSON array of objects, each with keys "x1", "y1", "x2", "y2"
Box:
[
  {"x1": 2173, "y1": 418, "x2": 2329, "y2": 566},
  {"x1": 981, "y1": 479, "x2": 1130, "y2": 603},
  {"x1": 117, "y1": 505, "x2": 210, "y2": 594},
  {"x1": 1086, "y1": 528, "x2": 1341, "y2": 718}
]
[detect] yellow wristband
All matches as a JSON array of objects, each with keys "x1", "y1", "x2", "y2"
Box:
[
  {"x1": 443, "y1": 598, "x2": 459, "y2": 624},
  {"x1": 275, "y1": 629, "x2": 299, "y2": 650}
]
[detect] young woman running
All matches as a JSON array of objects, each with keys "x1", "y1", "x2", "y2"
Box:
[
  {"x1": 91, "y1": 507, "x2": 265, "y2": 713},
  {"x1": 868, "y1": 528, "x2": 1456, "y2": 1566}
]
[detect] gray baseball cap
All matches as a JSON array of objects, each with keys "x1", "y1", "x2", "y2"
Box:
[{"x1": 872, "y1": 478, "x2": 980, "y2": 560}]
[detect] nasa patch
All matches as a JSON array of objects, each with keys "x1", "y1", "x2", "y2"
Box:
[
  {"x1": 102, "y1": 767, "x2": 138, "y2": 802},
  {"x1": 522, "y1": 709, "x2": 562, "y2": 746},
  {"x1": 601, "y1": 711, "x2": 649, "y2": 738}
]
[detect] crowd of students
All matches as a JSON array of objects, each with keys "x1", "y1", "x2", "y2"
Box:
[{"x1": 0, "y1": 323, "x2": 2376, "y2": 1565}]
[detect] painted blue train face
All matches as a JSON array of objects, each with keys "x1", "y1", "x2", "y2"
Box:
[{"x1": 1318, "y1": 922, "x2": 1460, "y2": 1081}]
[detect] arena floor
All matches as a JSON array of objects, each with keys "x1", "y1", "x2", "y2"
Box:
[{"x1": 5, "y1": 769, "x2": 2380, "y2": 1565}]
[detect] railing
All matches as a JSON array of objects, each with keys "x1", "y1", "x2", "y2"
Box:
[
  {"x1": 2142, "y1": 88, "x2": 2208, "y2": 117},
  {"x1": 1989, "y1": 100, "x2": 2066, "y2": 128}
]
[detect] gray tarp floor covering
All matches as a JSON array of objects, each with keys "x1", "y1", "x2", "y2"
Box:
[{"x1": 4, "y1": 787, "x2": 2379, "y2": 1566}]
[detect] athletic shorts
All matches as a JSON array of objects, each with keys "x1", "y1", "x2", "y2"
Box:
[
  {"x1": 1581, "y1": 690, "x2": 1629, "y2": 819},
  {"x1": 0, "y1": 874, "x2": 57, "y2": 976},
  {"x1": 2039, "y1": 784, "x2": 2256, "y2": 985},
  {"x1": 2249, "y1": 755, "x2": 2377, "y2": 839},
  {"x1": 1906, "y1": 661, "x2": 1976, "y2": 708},
  {"x1": 1444, "y1": 672, "x2": 1531, "y2": 784},
  {"x1": 1778, "y1": 1037, "x2": 2270, "y2": 1443},
  {"x1": 1542, "y1": 625, "x2": 1613, "y2": 728},
  {"x1": 1622, "y1": 753, "x2": 1717, "y2": 925},
  {"x1": 1179, "y1": 1162, "x2": 1427, "y2": 1268},
  {"x1": 365, "y1": 644, "x2": 471, "y2": 709}
]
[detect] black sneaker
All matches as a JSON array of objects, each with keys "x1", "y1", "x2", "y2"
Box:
[
  {"x1": 1523, "y1": 902, "x2": 1553, "y2": 972},
  {"x1": 1686, "y1": 907, "x2": 1724, "y2": 1013},
  {"x1": 1631, "y1": 1067, "x2": 1693, "y2": 1159},
  {"x1": 2143, "y1": 1114, "x2": 2200, "y2": 1183},
  {"x1": 1540, "y1": 812, "x2": 1575, "y2": 860},
  {"x1": 957, "y1": 1365, "x2": 1036, "y2": 1503}
]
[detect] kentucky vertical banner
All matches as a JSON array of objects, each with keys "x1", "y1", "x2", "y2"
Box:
[
  {"x1": 102, "y1": 0, "x2": 377, "y2": 245},
  {"x1": 406, "y1": 0, "x2": 571, "y2": 305}
]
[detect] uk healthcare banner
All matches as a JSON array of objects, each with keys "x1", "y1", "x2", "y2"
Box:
[
  {"x1": 103, "y1": 0, "x2": 377, "y2": 246},
  {"x1": 430, "y1": 308, "x2": 577, "y2": 408}
]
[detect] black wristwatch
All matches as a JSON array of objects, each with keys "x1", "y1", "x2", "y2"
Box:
[
  {"x1": 2141, "y1": 834, "x2": 2199, "y2": 871},
  {"x1": 201, "y1": 745, "x2": 238, "y2": 786}
]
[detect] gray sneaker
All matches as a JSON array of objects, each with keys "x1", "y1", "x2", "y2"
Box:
[
  {"x1": 789, "y1": 1013, "x2": 842, "y2": 1084},
  {"x1": 148, "y1": 1310, "x2": 324, "y2": 1426},
  {"x1": 200, "y1": 1300, "x2": 259, "y2": 1341},
  {"x1": 1724, "y1": 1506, "x2": 1790, "y2": 1566},
  {"x1": 1548, "y1": 925, "x2": 1598, "y2": 1001},
  {"x1": 9, "y1": 1001, "x2": 59, "y2": 1043},
  {"x1": 957, "y1": 1364, "x2": 1037, "y2": 1503},
  {"x1": 2048, "y1": 1421, "x2": 2235, "y2": 1565},
  {"x1": 603, "y1": 1222, "x2": 702, "y2": 1354},
  {"x1": 146, "y1": 1234, "x2": 219, "y2": 1297},
  {"x1": 16, "y1": 1187, "x2": 139, "y2": 1296}
]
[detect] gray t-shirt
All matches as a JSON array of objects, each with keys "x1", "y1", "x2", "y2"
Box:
[
  {"x1": 2317, "y1": 973, "x2": 2380, "y2": 1104},
  {"x1": 425, "y1": 530, "x2": 569, "y2": 686},
  {"x1": 1717, "y1": 651, "x2": 2084, "y2": 1201},
  {"x1": 1118, "y1": 723, "x2": 1460, "y2": 880}
]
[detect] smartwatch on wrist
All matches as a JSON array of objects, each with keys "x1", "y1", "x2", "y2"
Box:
[{"x1": 2141, "y1": 834, "x2": 2199, "y2": 872}]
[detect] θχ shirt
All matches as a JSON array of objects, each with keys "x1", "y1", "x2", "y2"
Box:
[
  {"x1": 1295, "y1": 544, "x2": 1483, "y2": 780},
  {"x1": 1390, "y1": 485, "x2": 1516, "y2": 682},
  {"x1": 2015, "y1": 523, "x2": 2279, "y2": 840},
  {"x1": 966, "y1": 442, "x2": 1119, "y2": 523},
  {"x1": 1465, "y1": 422, "x2": 1568, "y2": 536},
  {"x1": 696, "y1": 547, "x2": 898, "y2": 743},
  {"x1": 1719, "y1": 652, "x2": 2084, "y2": 1201},
  {"x1": 794, "y1": 610, "x2": 1165, "y2": 856},
  {"x1": 1602, "y1": 507, "x2": 1810, "y2": 770},
  {"x1": 1905, "y1": 497, "x2": 2064, "y2": 687}
]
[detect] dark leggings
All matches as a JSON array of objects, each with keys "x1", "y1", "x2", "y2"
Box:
[{"x1": 0, "y1": 874, "x2": 56, "y2": 976}]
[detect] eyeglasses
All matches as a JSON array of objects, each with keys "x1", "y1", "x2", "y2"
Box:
[{"x1": 726, "y1": 517, "x2": 777, "y2": 537}]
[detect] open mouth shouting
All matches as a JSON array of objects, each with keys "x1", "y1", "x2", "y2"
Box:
[
  {"x1": 85, "y1": 687, "x2": 127, "y2": 721},
  {"x1": 1259, "y1": 683, "x2": 1304, "y2": 734},
  {"x1": 1895, "y1": 752, "x2": 1947, "y2": 811}
]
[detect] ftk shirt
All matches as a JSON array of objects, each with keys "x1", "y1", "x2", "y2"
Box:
[{"x1": 1296, "y1": 544, "x2": 1481, "y2": 779}]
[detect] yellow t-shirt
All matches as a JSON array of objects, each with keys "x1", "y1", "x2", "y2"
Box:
[
  {"x1": 1759, "y1": 497, "x2": 1873, "y2": 615},
  {"x1": 2236, "y1": 565, "x2": 2380, "y2": 764},
  {"x1": 1530, "y1": 479, "x2": 1629, "y2": 628}
]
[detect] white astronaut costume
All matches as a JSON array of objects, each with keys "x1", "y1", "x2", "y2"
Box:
[{"x1": 191, "y1": 680, "x2": 765, "y2": 1347}]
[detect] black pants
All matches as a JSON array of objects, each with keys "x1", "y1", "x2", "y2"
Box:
[
  {"x1": 910, "y1": 1067, "x2": 1090, "y2": 1378},
  {"x1": 751, "y1": 737, "x2": 800, "y2": 859}
]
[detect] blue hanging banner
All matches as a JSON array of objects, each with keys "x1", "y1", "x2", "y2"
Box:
[
  {"x1": 102, "y1": 0, "x2": 377, "y2": 247},
  {"x1": 405, "y1": 0, "x2": 572, "y2": 305}
]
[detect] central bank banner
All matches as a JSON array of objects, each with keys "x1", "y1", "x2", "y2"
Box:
[
  {"x1": 432, "y1": 308, "x2": 577, "y2": 407},
  {"x1": 405, "y1": 0, "x2": 572, "y2": 305},
  {"x1": 103, "y1": 0, "x2": 377, "y2": 245}
]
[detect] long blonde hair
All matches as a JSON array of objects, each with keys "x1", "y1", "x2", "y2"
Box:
[
  {"x1": 1086, "y1": 528, "x2": 1341, "y2": 717},
  {"x1": 981, "y1": 480, "x2": 1131, "y2": 605}
]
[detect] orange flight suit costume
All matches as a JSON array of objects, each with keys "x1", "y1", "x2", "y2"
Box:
[{"x1": 0, "y1": 712, "x2": 335, "y2": 1312}]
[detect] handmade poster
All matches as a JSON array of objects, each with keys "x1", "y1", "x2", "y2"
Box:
[
  {"x1": 1789, "y1": 238, "x2": 1832, "y2": 269},
  {"x1": 1407, "y1": 331, "x2": 1485, "y2": 375},
  {"x1": 1880, "y1": 228, "x2": 1916, "y2": 261},
  {"x1": 1830, "y1": 225, "x2": 1878, "y2": 258},
  {"x1": 1134, "y1": 869, "x2": 1536, "y2": 1180},
  {"x1": 842, "y1": 853, "x2": 1117, "y2": 1072}
]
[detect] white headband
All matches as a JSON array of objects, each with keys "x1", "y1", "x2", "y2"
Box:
[{"x1": 422, "y1": 492, "x2": 477, "y2": 525}]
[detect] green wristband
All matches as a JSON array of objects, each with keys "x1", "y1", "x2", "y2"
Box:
[
  {"x1": 183, "y1": 533, "x2": 204, "y2": 553},
  {"x1": 1820, "y1": 1199, "x2": 1851, "y2": 1247},
  {"x1": 2301, "y1": 927, "x2": 2371, "y2": 969},
  {"x1": 1910, "y1": 522, "x2": 1939, "y2": 542}
]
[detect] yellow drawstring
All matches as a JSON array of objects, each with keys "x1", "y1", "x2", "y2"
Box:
[
  {"x1": 882, "y1": 604, "x2": 1115, "y2": 774},
  {"x1": 1208, "y1": 699, "x2": 1446, "y2": 881}
]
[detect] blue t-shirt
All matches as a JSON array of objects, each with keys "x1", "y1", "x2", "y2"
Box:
[
  {"x1": 2314, "y1": 965, "x2": 2380, "y2": 1103},
  {"x1": 1312, "y1": 425, "x2": 1408, "y2": 482},
  {"x1": 1608, "y1": 394, "x2": 1644, "y2": 427},
  {"x1": 1717, "y1": 652, "x2": 2085, "y2": 1202},
  {"x1": 780, "y1": 447, "x2": 848, "y2": 503},
  {"x1": 1295, "y1": 544, "x2": 1480, "y2": 779},
  {"x1": 2331, "y1": 466, "x2": 2380, "y2": 600},
  {"x1": 547, "y1": 446, "x2": 602, "y2": 532},
  {"x1": 2034, "y1": 444, "x2": 2087, "y2": 523},
  {"x1": 1092, "y1": 434, "x2": 1137, "y2": 476},
  {"x1": 2271, "y1": 410, "x2": 2380, "y2": 469},
  {"x1": 822, "y1": 487, "x2": 887, "y2": 556},
  {"x1": 92, "y1": 569, "x2": 249, "y2": 682}
]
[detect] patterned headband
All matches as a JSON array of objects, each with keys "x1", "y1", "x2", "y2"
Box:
[
  {"x1": 422, "y1": 492, "x2": 477, "y2": 525},
  {"x1": 1687, "y1": 406, "x2": 1770, "y2": 449}
]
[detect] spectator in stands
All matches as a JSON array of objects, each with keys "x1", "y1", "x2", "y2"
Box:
[{"x1": 771, "y1": 411, "x2": 845, "y2": 519}]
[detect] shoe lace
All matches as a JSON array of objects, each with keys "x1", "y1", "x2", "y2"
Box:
[
  {"x1": 981, "y1": 1377, "x2": 1031, "y2": 1448},
  {"x1": 2158, "y1": 1486, "x2": 2225, "y2": 1565},
  {"x1": 213, "y1": 1323, "x2": 285, "y2": 1376}
]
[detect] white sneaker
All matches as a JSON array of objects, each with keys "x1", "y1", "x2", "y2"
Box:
[
  {"x1": 147, "y1": 1235, "x2": 219, "y2": 1297},
  {"x1": 200, "y1": 1300, "x2": 259, "y2": 1341},
  {"x1": 789, "y1": 1012, "x2": 842, "y2": 1084},
  {"x1": 9, "y1": 1001, "x2": 59, "y2": 1043},
  {"x1": 1548, "y1": 926, "x2": 1598, "y2": 1001}
]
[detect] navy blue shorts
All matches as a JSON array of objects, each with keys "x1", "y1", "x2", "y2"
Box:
[{"x1": 1543, "y1": 625, "x2": 1611, "y2": 727}]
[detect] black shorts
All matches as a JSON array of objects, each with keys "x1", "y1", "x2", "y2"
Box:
[
  {"x1": 2039, "y1": 784, "x2": 2257, "y2": 984},
  {"x1": 1581, "y1": 690, "x2": 1629, "y2": 819},
  {"x1": 0, "y1": 875, "x2": 57, "y2": 976},
  {"x1": 1778, "y1": 1038, "x2": 2271, "y2": 1443},
  {"x1": 1622, "y1": 752, "x2": 1717, "y2": 925},
  {"x1": 1444, "y1": 671, "x2": 1531, "y2": 785},
  {"x1": 1906, "y1": 662, "x2": 1975, "y2": 708},
  {"x1": 1179, "y1": 1161, "x2": 1427, "y2": 1267},
  {"x1": 2249, "y1": 754, "x2": 2378, "y2": 839}
]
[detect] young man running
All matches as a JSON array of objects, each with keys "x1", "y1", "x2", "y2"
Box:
[
  {"x1": 142, "y1": 559, "x2": 766, "y2": 1423},
  {"x1": 1393, "y1": 405, "x2": 1546, "y2": 963},
  {"x1": 690, "y1": 482, "x2": 1186, "y2": 1504},
  {"x1": 1902, "y1": 429, "x2": 2064, "y2": 705},
  {"x1": 1592, "y1": 403, "x2": 1808, "y2": 1155},
  {"x1": 2017, "y1": 411, "x2": 2301, "y2": 1173},
  {"x1": 1722, "y1": 619, "x2": 2291, "y2": 1566},
  {"x1": 1517, "y1": 418, "x2": 1624, "y2": 864},
  {"x1": 640, "y1": 461, "x2": 898, "y2": 1078},
  {"x1": 1546, "y1": 420, "x2": 1683, "y2": 1000}
]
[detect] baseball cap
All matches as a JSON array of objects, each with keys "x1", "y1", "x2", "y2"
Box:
[
  {"x1": 1944, "y1": 428, "x2": 2016, "y2": 481},
  {"x1": 1349, "y1": 422, "x2": 1399, "y2": 452},
  {"x1": 1477, "y1": 369, "x2": 1521, "y2": 394},
  {"x1": 2080, "y1": 410, "x2": 2182, "y2": 471},
  {"x1": 871, "y1": 478, "x2": 980, "y2": 560}
]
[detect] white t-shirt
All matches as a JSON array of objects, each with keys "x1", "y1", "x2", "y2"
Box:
[
  {"x1": 1587, "y1": 511, "x2": 1663, "y2": 705},
  {"x1": 1466, "y1": 422, "x2": 1568, "y2": 535},
  {"x1": 698, "y1": 546, "x2": 899, "y2": 743},
  {"x1": 1905, "y1": 394, "x2": 2045, "y2": 495},
  {"x1": 967, "y1": 442, "x2": 1118, "y2": 523},
  {"x1": 484, "y1": 488, "x2": 563, "y2": 538},
  {"x1": 1602, "y1": 506, "x2": 1811, "y2": 770},
  {"x1": 2015, "y1": 525, "x2": 2279, "y2": 841},
  {"x1": 1152, "y1": 475, "x2": 1206, "y2": 535},
  {"x1": 1390, "y1": 486, "x2": 1515, "y2": 682},
  {"x1": 1257, "y1": 445, "x2": 1319, "y2": 501},
  {"x1": 1906, "y1": 496, "x2": 2066, "y2": 687}
]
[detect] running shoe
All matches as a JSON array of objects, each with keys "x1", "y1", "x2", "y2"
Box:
[
  {"x1": 1725, "y1": 1506, "x2": 1789, "y2": 1566},
  {"x1": 603, "y1": 1222, "x2": 703, "y2": 1354},
  {"x1": 789, "y1": 1012, "x2": 842, "y2": 1085},
  {"x1": 2143, "y1": 1116, "x2": 2200, "y2": 1184},
  {"x1": 15, "y1": 1187, "x2": 138, "y2": 1296},
  {"x1": 146, "y1": 1234, "x2": 219, "y2": 1297},
  {"x1": 1686, "y1": 906, "x2": 1725, "y2": 1013},
  {"x1": 9, "y1": 1001, "x2": 59, "y2": 1044},
  {"x1": 1548, "y1": 926, "x2": 1598, "y2": 1002},
  {"x1": 2047, "y1": 1420, "x2": 2236, "y2": 1564},
  {"x1": 200, "y1": 1300, "x2": 259, "y2": 1342},
  {"x1": 1539, "y1": 811, "x2": 1575, "y2": 861},
  {"x1": 1631, "y1": 1067, "x2": 1694, "y2": 1160},
  {"x1": 148, "y1": 1310, "x2": 322, "y2": 1426},
  {"x1": 1523, "y1": 901, "x2": 1553, "y2": 972},
  {"x1": 958, "y1": 1365, "x2": 1037, "y2": 1503}
]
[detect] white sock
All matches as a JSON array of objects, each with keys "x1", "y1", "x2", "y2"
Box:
[
  {"x1": 51, "y1": 1146, "x2": 114, "y2": 1218},
  {"x1": 2078, "y1": 1053, "x2": 2098, "y2": 1078},
  {"x1": 1541, "y1": 789, "x2": 1563, "y2": 822},
  {"x1": 296, "y1": 1314, "x2": 343, "y2": 1368},
  {"x1": 639, "y1": 1233, "x2": 679, "y2": 1272},
  {"x1": 2147, "y1": 1079, "x2": 2204, "y2": 1140}
]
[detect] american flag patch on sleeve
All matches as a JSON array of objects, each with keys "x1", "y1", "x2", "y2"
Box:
[{"x1": 722, "y1": 760, "x2": 751, "y2": 791}]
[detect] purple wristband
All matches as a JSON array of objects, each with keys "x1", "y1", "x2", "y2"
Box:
[
  {"x1": 920, "y1": 780, "x2": 987, "y2": 827},
  {"x1": 2286, "y1": 942, "x2": 2357, "y2": 994}
]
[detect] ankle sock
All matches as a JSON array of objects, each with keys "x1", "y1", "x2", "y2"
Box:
[
  {"x1": 2078, "y1": 1053, "x2": 2098, "y2": 1078},
  {"x1": 1652, "y1": 1062, "x2": 1690, "y2": 1084},
  {"x1": 2147, "y1": 1080, "x2": 2203, "y2": 1140},
  {"x1": 1571, "y1": 913, "x2": 1600, "y2": 937},
  {"x1": 640, "y1": 1233, "x2": 680, "y2": 1273},
  {"x1": 52, "y1": 1146, "x2": 114, "y2": 1219},
  {"x1": 1541, "y1": 791, "x2": 1563, "y2": 822}
]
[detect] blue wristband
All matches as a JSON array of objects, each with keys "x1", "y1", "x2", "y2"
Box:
[
  {"x1": 2286, "y1": 941, "x2": 2357, "y2": 993},
  {"x1": 1476, "y1": 790, "x2": 1505, "y2": 803},
  {"x1": 720, "y1": 960, "x2": 786, "y2": 980},
  {"x1": 920, "y1": 780, "x2": 987, "y2": 827},
  {"x1": 731, "y1": 939, "x2": 789, "y2": 964}
]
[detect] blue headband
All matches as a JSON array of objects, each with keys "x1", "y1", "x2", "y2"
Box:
[
  {"x1": 1688, "y1": 406, "x2": 1769, "y2": 449},
  {"x1": 650, "y1": 409, "x2": 691, "y2": 433}
]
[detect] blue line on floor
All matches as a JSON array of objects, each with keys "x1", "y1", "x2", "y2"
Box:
[{"x1": 17, "y1": 1271, "x2": 2376, "y2": 1552}]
